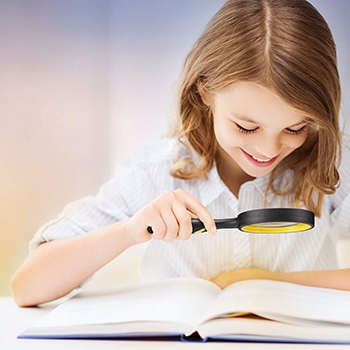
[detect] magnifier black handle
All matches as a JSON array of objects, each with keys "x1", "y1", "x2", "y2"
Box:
[
  {"x1": 147, "y1": 218, "x2": 239, "y2": 235},
  {"x1": 192, "y1": 218, "x2": 239, "y2": 233}
]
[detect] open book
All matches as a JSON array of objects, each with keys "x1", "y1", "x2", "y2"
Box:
[{"x1": 19, "y1": 277, "x2": 350, "y2": 343}]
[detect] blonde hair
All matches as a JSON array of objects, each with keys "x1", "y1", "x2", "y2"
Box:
[{"x1": 169, "y1": 0, "x2": 341, "y2": 217}]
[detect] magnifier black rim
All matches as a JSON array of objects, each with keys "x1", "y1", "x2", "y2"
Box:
[{"x1": 237, "y1": 208, "x2": 314, "y2": 229}]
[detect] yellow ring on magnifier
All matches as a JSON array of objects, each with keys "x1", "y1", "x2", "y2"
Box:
[
  {"x1": 241, "y1": 223, "x2": 312, "y2": 233},
  {"x1": 193, "y1": 228, "x2": 207, "y2": 234}
]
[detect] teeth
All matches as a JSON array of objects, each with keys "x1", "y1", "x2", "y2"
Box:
[{"x1": 252, "y1": 155, "x2": 272, "y2": 162}]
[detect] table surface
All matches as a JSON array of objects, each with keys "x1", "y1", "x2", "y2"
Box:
[{"x1": 2, "y1": 296, "x2": 350, "y2": 350}]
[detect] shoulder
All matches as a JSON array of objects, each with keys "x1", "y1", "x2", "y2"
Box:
[
  {"x1": 123, "y1": 137, "x2": 184, "y2": 171},
  {"x1": 337, "y1": 134, "x2": 350, "y2": 189},
  {"x1": 112, "y1": 138, "x2": 192, "y2": 191},
  {"x1": 327, "y1": 134, "x2": 350, "y2": 207},
  {"x1": 339, "y1": 134, "x2": 350, "y2": 170}
]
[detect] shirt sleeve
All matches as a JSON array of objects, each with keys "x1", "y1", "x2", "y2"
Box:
[
  {"x1": 329, "y1": 140, "x2": 350, "y2": 239},
  {"x1": 28, "y1": 154, "x2": 157, "y2": 253}
]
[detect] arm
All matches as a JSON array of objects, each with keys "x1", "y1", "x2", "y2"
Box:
[
  {"x1": 210, "y1": 267, "x2": 350, "y2": 291},
  {"x1": 10, "y1": 220, "x2": 135, "y2": 307},
  {"x1": 11, "y1": 189, "x2": 216, "y2": 307}
]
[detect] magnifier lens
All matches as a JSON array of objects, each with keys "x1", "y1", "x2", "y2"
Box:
[
  {"x1": 237, "y1": 208, "x2": 314, "y2": 234},
  {"x1": 252, "y1": 221, "x2": 298, "y2": 228}
]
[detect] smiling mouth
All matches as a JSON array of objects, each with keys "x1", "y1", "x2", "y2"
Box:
[
  {"x1": 251, "y1": 155, "x2": 272, "y2": 162},
  {"x1": 241, "y1": 149, "x2": 279, "y2": 167}
]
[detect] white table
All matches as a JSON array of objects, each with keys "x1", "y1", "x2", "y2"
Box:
[{"x1": 2, "y1": 296, "x2": 350, "y2": 350}]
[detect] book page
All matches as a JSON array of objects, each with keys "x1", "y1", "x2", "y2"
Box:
[
  {"x1": 29, "y1": 277, "x2": 221, "y2": 331},
  {"x1": 200, "y1": 279, "x2": 350, "y2": 326},
  {"x1": 197, "y1": 315, "x2": 350, "y2": 343}
]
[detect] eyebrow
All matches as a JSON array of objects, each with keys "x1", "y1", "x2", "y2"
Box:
[{"x1": 233, "y1": 114, "x2": 309, "y2": 128}]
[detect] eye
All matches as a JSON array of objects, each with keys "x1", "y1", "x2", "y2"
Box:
[
  {"x1": 234, "y1": 123, "x2": 258, "y2": 134},
  {"x1": 286, "y1": 125, "x2": 307, "y2": 135}
]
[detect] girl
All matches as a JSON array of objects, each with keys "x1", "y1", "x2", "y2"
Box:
[{"x1": 11, "y1": 0, "x2": 350, "y2": 307}]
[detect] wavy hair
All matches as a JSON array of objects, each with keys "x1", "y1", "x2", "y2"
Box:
[{"x1": 169, "y1": 0, "x2": 341, "y2": 217}]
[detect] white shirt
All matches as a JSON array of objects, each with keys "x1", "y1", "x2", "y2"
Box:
[{"x1": 30, "y1": 137, "x2": 350, "y2": 280}]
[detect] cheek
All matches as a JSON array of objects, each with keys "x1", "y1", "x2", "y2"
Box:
[
  {"x1": 214, "y1": 119, "x2": 242, "y2": 147},
  {"x1": 215, "y1": 127, "x2": 244, "y2": 149},
  {"x1": 285, "y1": 133, "x2": 308, "y2": 150}
]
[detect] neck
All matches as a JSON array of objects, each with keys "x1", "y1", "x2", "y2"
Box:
[{"x1": 215, "y1": 149, "x2": 255, "y2": 198}]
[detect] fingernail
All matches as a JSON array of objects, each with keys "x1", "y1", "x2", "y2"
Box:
[{"x1": 211, "y1": 226, "x2": 217, "y2": 235}]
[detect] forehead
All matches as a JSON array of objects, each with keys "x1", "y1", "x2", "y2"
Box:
[{"x1": 214, "y1": 82, "x2": 307, "y2": 125}]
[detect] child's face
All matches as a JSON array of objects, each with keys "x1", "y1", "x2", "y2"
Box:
[{"x1": 209, "y1": 82, "x2": 309, "y2": 179}]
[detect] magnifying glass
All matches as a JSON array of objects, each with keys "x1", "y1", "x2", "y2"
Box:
[{"x1": 147, "y1": 208, "x2": 314, "y2": 235}]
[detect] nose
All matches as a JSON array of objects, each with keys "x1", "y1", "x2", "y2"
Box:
[{"x1": 254, "y1": 135, "x2": 282, "y2": 158}]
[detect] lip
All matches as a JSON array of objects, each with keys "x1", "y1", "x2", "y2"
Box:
[{"x1": 241, "y1": 148, "x2": 279, "y2": 168}]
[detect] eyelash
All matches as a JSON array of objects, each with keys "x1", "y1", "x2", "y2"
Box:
[
  {"x1": 234, "y1": 123, "x2": 307, "y2": 135},
  {"x1": 235, "y1": 124, "x2": 258, "y2": 134},
  {"x1": 287, "y1": 125, "x2": 307, "y2": 135}
]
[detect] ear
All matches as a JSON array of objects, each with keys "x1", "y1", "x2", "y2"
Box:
[{"x1": 197, "y1": 80, "x2": 212, "y2": 106}]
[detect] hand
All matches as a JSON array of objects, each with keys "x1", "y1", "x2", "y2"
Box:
[
  {"x1": 126, "y1": 189, "x2": 217, "y2": 243},
  {"x1": 210, "y1": 267, "x2": 279, "y2": 289}
]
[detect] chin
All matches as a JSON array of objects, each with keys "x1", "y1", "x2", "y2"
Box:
[{"x1": 241, "y1": 165, "x2": 275, "y2": 178}]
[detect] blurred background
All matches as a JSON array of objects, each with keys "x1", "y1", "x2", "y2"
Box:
[{"x1": 0, "y1": 0, "x2": 349, "y2": 296}]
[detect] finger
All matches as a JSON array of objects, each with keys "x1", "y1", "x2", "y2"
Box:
[
  {"x1": 171, "y1": 203, "x2": 192, "y2": 240},
  {"x1": 159, "y1": 207, "x2": 179, "y2": 242},
  {"x1": 173, "y1": 189, "x2": 217, "y2": 235},
  {"x1": 145, "y1": 193, "x2": 179, "y2": 241},
  {"x1": 142, "y1": 205, "x2": 167, "y2": 239}
]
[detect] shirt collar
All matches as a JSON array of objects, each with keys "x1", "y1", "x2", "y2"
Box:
[
  {"x1": 198, "y1": 161, "x2": 228, "y2": 207},
  {"x1": 249, "y1": 169, "x2": 295, "y2": 206}
]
